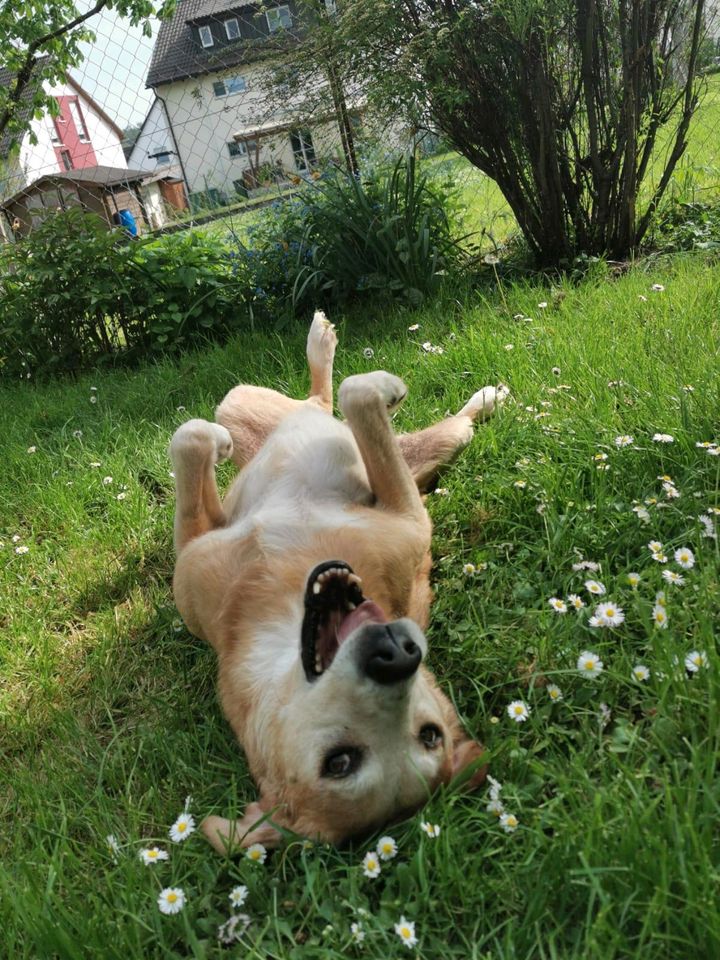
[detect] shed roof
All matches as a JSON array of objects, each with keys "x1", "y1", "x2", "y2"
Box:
[{"x1": 0, "y1": 166, "x2": 152, "y2": 209}]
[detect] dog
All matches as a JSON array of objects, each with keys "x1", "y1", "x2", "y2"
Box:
[{"x1": 170, "y1": 312, "x2": 507, "y2": 853}]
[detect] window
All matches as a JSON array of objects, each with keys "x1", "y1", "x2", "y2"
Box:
[
  {"x1": 225, "y1": 17, "x2": 240, "y2": 39},
  {"x1": 290, "y1": 129, "x2": 316, "y2": 172},
  {"x1": 198, "y1": 24, "x2": 214, "y2": 47},
  {"x1": 266, "y1": 5, "x2": 292, "y2": 33},
  {"x1": 68, "y1": 100, "x2": 90, "y2": 142},
  {"x1": 60, "y1": 150, "x2": 73, "y2": 170},
  {"x1": 46, "y1": 116, "x2": 61, "y2": 145},
  {"x1": 213, "y1": 75, "x2": 247, "y2": 97},
  {"x1": 227, "y1": 139, "x2": 257, "y2": 158}
]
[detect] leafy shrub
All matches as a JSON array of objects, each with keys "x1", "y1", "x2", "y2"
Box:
[
  {"x1": 652, "y1": 200, "x2": 720, "y2": 253},
  {"x1": 228, "y1": 154, "x2": 462, "y2": 316},
  {"x1": 0, "y1": 209, "x2": 248, "y2": 379}
]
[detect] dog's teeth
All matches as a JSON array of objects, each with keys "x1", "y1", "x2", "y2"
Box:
[
  {"x1": 317, "y1": 572, "x2": 328, "y2": 583},
  {"x1": 314, "y1": 653, "x2": 323, "y2": 673},
  {"x1": 313, "y1": 582, "x2": 322, "y2": 594},
  {"x1": 348, "y1": 573, "x2": 362, "y2": 586},
  {"x1": 347, "y1": 602, "x2": 356, "y2": 611}
]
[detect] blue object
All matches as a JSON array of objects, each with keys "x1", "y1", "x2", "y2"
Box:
[{"x1": 117, "y1": 209, "x2": 138, "y2": 237}]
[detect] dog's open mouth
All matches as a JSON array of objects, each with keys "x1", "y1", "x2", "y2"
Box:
[{"x1": 301, "y1": 560, "x2": 388, "y2": 681}]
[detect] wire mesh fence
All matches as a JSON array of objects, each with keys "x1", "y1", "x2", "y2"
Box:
[{"x1": 1, "y1": 1, "x2": 719, "y2": 248}]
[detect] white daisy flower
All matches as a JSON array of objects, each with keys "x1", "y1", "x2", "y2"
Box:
[
  {"x1": 420, "y1": 821, "x2": 441, "y2": 837},
  {"x1": 102, "y1": 476, "x2": 113, "y2": 485},
  {"x1": 73, "y1": 429, "x2": 83, "y2": 439},
  {"x1": 351, "y1": 921, "x2": 366, "y2": 944},
  {"x1": 696, "y1": 441, "x2": 715, "y2": 448},
  {"x1": 626, "y1": 572, "x2": 641, "y2": 587},
  {"x1": 116, "y1": 492, "x2": 127, "y2": 501},
  {"x1": 139, "y1": 846, "x2": 169, "y2": 865},
  {"x1": 421, "y1": 341, "x2": 444, "y2": 355},
  {"x1": 377, "y1": 836, "x2": 398, "y2": 860},
  {"x1": 651, "y1": 552, "x2": 668, "y2": 564},
  {"x1": 499, "y1": 812, "x2": 519, "y2": 833},
  {"x1": 11, "y1": 534, "x2": 20, "y2": 543},
  {"x1": 158, "y1": 887, "x2": 185, "y2": 915},
  {"x1": 507, "y1": 700, "x2": 530, "y2": 723},
  {"x1": 662, "y1": 570, "x2": 685, "y2": 586},
  {"x1": 15, "y1": 545, "x2": 29, "y2": 555},
  {"x1": 462, "y1": 563, "x2": 476, "y2": 575},
  {"x1": 217, "y1": 913, "x2": 251, "y2": 945},
  {"x1": 584, "y1": 579, "x2": 606, "y2": 596},
  {"x1": 433, "y1": 487, "x2": 449, "y2": 496},
  {"x1": 27, "y1": 445, "x2": 37, "y2": 454},
  {"x1": 698, "y1": 514, "x2": 717, "y2": 539},
  {"x1": 407, "y1": 323, "x2": 420, "y2": 332},
  {"x1": 548, "y1": 597, "x2": 567, "y2": 613},
  {"x1": 614, "y1": 435, "x2": 634, "y2": 447},
  {"x1": 539, "y1": 301, "x2": 548, "y2": 308},
  {"x1": 228, "y1": 885, "x2": 248, "y2": 909},
  {"x1": 685, "y1": 650, "x2": 708, "y2": 673},
  {"x1": 632, "y1": 664, "x2": 650, "y2": 682},
  {"x1": 674, "y1": 547, "x2": 694, "y2": 569},
  {"x1": 593, "y1": 602, "x2": 625, "y2": 627},
  {"x1": 169, "y1": 812, "x2": 195, "y2": 843},
  {"x1": 683, "y1": 385, "x2": 694, "y2": 392},
  {"x1": 394, "y1": 917, "x2": 418, "y2": 949},
  {"x1": 90, "y1": 395, "x2": 98, "y2": 404},
  {"x1": 652, "y1": 433, "x2": 674, "y2": 443},
  {"x1": 599, "y1": 702, "x2": 612, "y2": 727},
  {"x1": 246, "y1": 843, "x2": 267, "y2": 864},
  {"x1": 362, "y1": 347, "x2": 374, "y2": 359},
  {"x1": 650, "y1": 283, "x2": 665, "y2": 292},
  {"x1": 547, "y1": 684, "x2": 563, "y2": 702},
  {"x1": 577, "y1": 651, "x2": 603, "y2": 678},
  {"x1": 652, "y1": 604, "x2": 668, "y2": 629},
  {"x1": 632, "y1": 505, "x2": 651, "y2": 524},
  {"x1": 654, "y1": 590, "x2": 666, "y2": 608},
  {"x1": 90, "y1": 386, "x2": 97, "y2": 392},
  {"x1": 648, "y1": 540, "x2": 663, "y2": 553},
  {"x1": 572, "y1": 560, "x2": 601, "y2": 572},
  {"x1": 362, "y1": 851, "x2": 381, "y2": 878},
  {"x1": 708, "y1": 447, "x2": 720, "y2": 456},
  {"x1": 567, "y1": 594, "x2": 585, "y2": 610},
  {"x1": 106, "y1": 834, "x2": 121, "y2": 857},
  {"x1": 551, "y1": 366, "x2": 561, "y2": 375},
  {"x1": 513, "y1": 480, "x2": 527, "y2": 489},
  {"x1": 662, "y1": 481, "x2": 680, "y2": 499},
  {"x1": 485, "y1": 799, "x2": 505, "y2": 817},
  {"x1": 638, "y1": 295, "x2": 647, "y2": 302},
  {"x1": 593, "y1": 452, "x2": 608, "y2": 462},
  {"x1": 487, "y1": 775, "x2": 502, "y2": 800}
]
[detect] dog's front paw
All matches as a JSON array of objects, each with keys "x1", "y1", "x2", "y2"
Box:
[
  {"x1": 338, "y1": 371, "x2": 408, "y2": 418},
  {"x1": 307, "y1": 310, "x2": 337, "y2": 369},
  {"x1": 170, "y1": 420, "x2": 233, "y2": 467},
  {"x1": 457, "y1": 384, "x2": 509, "y2": 423}
]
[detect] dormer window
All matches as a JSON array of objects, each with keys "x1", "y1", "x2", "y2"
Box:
[
  {"x1": 213, "y1": 75, "x2": 247, "y2": 97},
  {"x1": 266, "y1": 5, "x2": 292, "y2": 33},
  {"x1": 225, "y1": 17, "x2": 240, "y2": 40},
  {"x1": 199, "y1": 24, "x2": 214, "y2": 47}
]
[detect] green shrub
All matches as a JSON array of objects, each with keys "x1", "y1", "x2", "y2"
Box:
[
  {"x1": 229, "y1": 154, "x2": 462, "y2": 317},
  {"x1": 652, "y1": 200, "x2": 720, "y2": 253},
  {"x1": 0, "y1": 209, "x2": 248, "y2": 379}
]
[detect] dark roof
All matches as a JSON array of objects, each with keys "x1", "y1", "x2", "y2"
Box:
[
  {"x1": 146, "y1": 0, "x2": 300, "y2": 88},
  {"x1": 0, "y1": 65, "x2": 43, "y2": 156},
  {"x1": 0, "y1": 166, "x2": 152, "y2": 209}
]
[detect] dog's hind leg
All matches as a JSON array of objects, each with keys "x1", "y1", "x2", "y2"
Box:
[
  {"x1": 397, "y1": 384, "x2": 509, "y2": 492},
  {"x1": 216, "y1": 311, "x2": 337, "y2": 469},
  {"x1": 169, "y1": 419, "x2": 233, "y2": 553}
]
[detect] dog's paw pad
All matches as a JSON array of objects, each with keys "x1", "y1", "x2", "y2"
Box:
[
  {"x1": 307, "y1": 311, "x2": 337, "y2": 367},
  {"x1": 170, "y1": 420, "x2": 233, "y2": 466},
  {"x1": 339, "y1": 371, "x2": 408, "y2": 416},
  {"x1": 457, "y1": 384, "x2": 509, "y2": 422}
]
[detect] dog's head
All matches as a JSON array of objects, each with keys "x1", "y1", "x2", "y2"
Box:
[{"x1": 204, "y1": 561, "x2": 486, "y2": 853}]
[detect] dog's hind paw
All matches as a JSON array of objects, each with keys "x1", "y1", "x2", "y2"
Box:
[
  {"x1": 170, "y1": 420, "x2": 234, "y2": 467},
  {"x1": 338, "y1": 371, "x2": 408, "y2": 418},
  {"x1": 307, "y1": 310, "x2": 337, "y2": 369},
  {"x1": 457, "y1": 384, "x2": 509, "y2": 423}
]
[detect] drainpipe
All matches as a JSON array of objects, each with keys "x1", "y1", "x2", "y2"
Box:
[{"x1": 154, "y1": 91, "x2": 191, "y2": 205}]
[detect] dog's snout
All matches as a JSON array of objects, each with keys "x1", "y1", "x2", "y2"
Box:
[{"x1": 358, "y1": 624, "x2": 422, "y2": 684}]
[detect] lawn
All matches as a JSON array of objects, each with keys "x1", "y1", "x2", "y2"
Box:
[{"x1": 1, "y1": 251, "x2": 719, "y2": 958}]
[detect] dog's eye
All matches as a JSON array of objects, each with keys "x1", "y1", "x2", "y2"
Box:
[
  {"x1": 419, "y1": 724, "x2": 443, "y2": 749},
  {"x1": 322, "y1": 747, "x2": 362, "y2": 779}
]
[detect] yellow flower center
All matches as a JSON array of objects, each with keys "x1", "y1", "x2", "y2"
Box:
[
  {"x1": 148, "y1": 850, "x2": 158, "y2": 858},
  {"x1": 178, "y1": 822, "x2": 187, "y2": 832},
  {"x1": 550, "y1": 690, "x2": 558, "y2": 699},
  {"x1": 167, "y1": 893, "x2": 177, "y2": 904},
  {"x1": 514, "y1": 705, "x2": 524, "y2": 714},
  {"x1": 400, "y1": 928, "x2": 411, "y2": 939},
  {"x1": 506, "y1": 817, "x2": 517, "y2": 827},
  {"x1": 585, "y1": 661, "x2": 594, "y2": 670}
]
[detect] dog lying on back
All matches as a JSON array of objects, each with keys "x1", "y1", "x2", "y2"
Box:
[{"x1": 170, "y1": 312, "x2": 506, "y2": 851}]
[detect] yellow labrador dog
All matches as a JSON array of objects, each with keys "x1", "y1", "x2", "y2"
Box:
[{"x1": 170, "y1": 312, "x2": 506, "y2": 852}]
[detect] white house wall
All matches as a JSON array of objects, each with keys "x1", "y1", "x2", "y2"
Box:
[{"x1": 128, "y1": 98, "x2": 176, "y2": 172}]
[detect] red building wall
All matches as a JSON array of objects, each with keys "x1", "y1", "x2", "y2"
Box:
[{"x1": 51, "y1": 96, "x2": 98, "y2": 170}]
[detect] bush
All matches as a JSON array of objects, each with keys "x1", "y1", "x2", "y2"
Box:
[
  {"x1": 0, "y1": 209, "x2": 248, "y2": 379},
  {"x1": 228, "y1": 154, "x2": 462, "y2": 317},
  {"x1": 652, "y1": 200, "x2": 720, "y2": 252}
]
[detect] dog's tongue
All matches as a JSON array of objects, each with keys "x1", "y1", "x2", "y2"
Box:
[{"x1": 338, "y1": 600, "x2": 388, "y2": 643}]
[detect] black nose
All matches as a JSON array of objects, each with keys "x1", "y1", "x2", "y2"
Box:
[{"x1": 358, "y1": 624, "x2": 422, "y2": 684}]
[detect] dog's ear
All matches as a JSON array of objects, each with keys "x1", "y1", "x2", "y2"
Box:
[
  {"x1": 202, "y1": 801, "x2": 284, "y2": 855},
  {"x1": 451, "y1": 738, "x2": 487, "y2": 791}
]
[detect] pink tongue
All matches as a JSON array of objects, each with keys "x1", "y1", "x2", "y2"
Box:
[{"x1": 337, "y1": 600, "x2": 388, "y2": 643}]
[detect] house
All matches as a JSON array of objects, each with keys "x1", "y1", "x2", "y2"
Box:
[
  {"x1": 127, "y1": 97, "x2": 189, "y2": 213},
  {"x1": 145, "y1": 0, "x2": 349, "y2": 204},
  {"x1": 0, "y1": 70, "x2": 128, "y2": 204}
]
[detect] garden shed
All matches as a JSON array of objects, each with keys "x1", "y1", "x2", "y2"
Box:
[{"x1": 0, "y1": 165, "x2": 185, "y2": 239}]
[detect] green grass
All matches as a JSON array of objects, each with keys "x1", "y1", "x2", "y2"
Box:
[{"x1": 1, "y1": 254, "x2": 720, "y2": 958}]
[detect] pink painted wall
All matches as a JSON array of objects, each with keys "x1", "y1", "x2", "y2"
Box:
[{"x1": 52, "y1": 96, "x2": 98, "y2": 170}]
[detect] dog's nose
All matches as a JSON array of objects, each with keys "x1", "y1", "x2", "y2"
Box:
[{"x1": 359, "y1": 624, "x2": 422, "y2": 684}]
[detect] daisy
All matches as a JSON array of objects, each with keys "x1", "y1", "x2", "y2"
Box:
[
  {"x1": 651, "y1": 552, "x2": 668, "y2": 564},
  {"x1": 599, "y1": 703, "x2": 612, "y2": 727},
  {"x1": 246, "y1": 843, "x2": 267, "y2": 864},
  {"x1": 648, "y1": 540, "x2": 663, "y2": 553},
  {"x1": 685, "y1": 650, "x2": 708, "y2": 672},
  {"x1": 674, "y1": 547, "x2": 694, "y2": 569},
  {"x1": 420, "y1": 821, "x2": 441, "y2": 837},
  {"x1": 626, "y1": 572, "x2": 641, "y2": 587},
  {"x1": 485, "y1": 799, "x2": 504, "y2": 817},
  {"x1": 708, "y1": 447, "x2": 720, "y2": 456},
  {"x1": 662, "y1": 481, "x2": 680, "y2": 499},
  {"x1": 116, "y1": 492, "x2": 126, "y2": 501},
  {"x1": 106, "y1": 834, "x2": 121, "y2": 857},
  {"x1": 551, "y1": 366, "x2": 561, "y2": 375},
  {"x1": 504, "y1": 343, "x2": 514, "y2": 351},
  {"x1": 507, "y1": 700, "x2": 530, "y2": 723},
  {"x1": 573, "y1": 560, "x2": 601, "y2": 572},
  {"x1": 547, "y1": 684, "x2": 563, "y2": 702},
  {"x1": 462, "y1": 563, "x2": 476, "y2": 575},
  {"x1": 539, "y1": 301, "x2": 548, "y2": 309},
  {"x1": 73, "y1": 430, "x2": 83, "y2": 439},
  {"x1": 139, "y1": 846, "x2": 169, "y2": 865},
  {"x1": 90, "y1": 395, "x2": 98, "y2": 404},
  {"x1": 158, "y1": 887, "x2": 186, "y2": 915},
  {"x1": 433, "y1": 487, "x2": 449, "y2": 496},
  {"x1": 362, "y1": 347, "x2": 374, "y2": 359},
  {"x1": 407, "y1": 323, "x2": 420, "y2": 331},
  {"x1": 421, "y1": 342, "x2": 444, "y2": 355},
  {"x1": 652, "y1": 433, "x2": 674, "y2": 443},
  {"x1": 699, "y1": 514, "x2": 717, "y2": 539},
  {"x1": 228, "y1": 885, "x2": 248, "y2": 909},
  {"x1": 650, "y1": 283, "x2": 665, "y2": 292},
  {"x1": 696, "y1": 441, "x2": 715, "y2": 448},
  {"x1": 548, "y1": 597, "x2": 567, "y2": 614},
  {"x1": 377, "y1": 836, "x2": 398, "y2": 860},
  {"x1": 592, "y1": 602, "x2": 625, "y2": 627},
  {"x1": 683, "y1": 385, "x2": 695, "y2": 392},
  {"x1": 487, "y1": 775, "x2": 502, "y2": 800},
  {"x1": 351, "y1": 922, "x2": 366, "y2": 944},
  {"x1": 499, "y1": 812, "x2": 519, "y2": 833},
  {"x1": 652, "y1": 604, "x2": 668, "y2": 629},
  {"x1": 614, "y1": 435, "x2": 634, "y2": 447},
  {"x1": 27, "y1": 446, "x2": 36, "y2": 454},
  {"x1": 15, "y1": 545, "x2": 29, "y2": 555},
  {"x1": 217, "y1": 913, "x2": 251, "y2": 945},
  {"x1": 662, "y1": 570, "x2": 684, "y2": 586},
  {"x1": 102, "y1": 476, "x2": 113, "y2": 485},
  {"x1": 394, "y1": 917, "x2": 418, "y2": 949},
  {"x1": 577, "y1": 651, "x2": 603, "y2": 678},
  {"x1": 584, "y1": 579, "x2": 606, "y2": 596},
  {"x1": 169, "y1": 812, "x2": 195, "y2": 843},
  {"x1": 593, "y1": 452, "x2": 608, "y2": 462},
  {"x1": 362, "y1": 851, "x2": 381, "y2": 878},
  {"x1": 632, "y1": 505, "x2": 651, "y2": 523},
  {"x1": 513, "y1": 480, "x2": 527, "y2": 489},
  {"x1": 567, "y1": 594, "x2": 585, "y2": 610},
  {"x1": 632, "y1": 664, "x2": 650, "y2": 682}
]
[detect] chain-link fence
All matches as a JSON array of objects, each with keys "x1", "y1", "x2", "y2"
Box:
[{"x1": 1, "y1": 3, "x2": 719, "y2": 245}]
